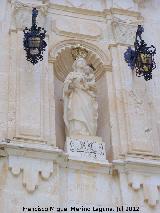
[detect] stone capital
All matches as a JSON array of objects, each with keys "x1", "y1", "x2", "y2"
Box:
[{"x1": 9, "y1": 0, "x2": 49, "y2": 30}]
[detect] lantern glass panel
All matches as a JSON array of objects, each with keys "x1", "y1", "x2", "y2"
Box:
[
  {"x1": 30, "y1": 48, "x2": 39, "y2": 55},
  {"x1": 137, "y1": 53, "x2": 152, "y2": 72},
  {"x1": 28, "y1": 37, "x2": 41, "y2": 48}
]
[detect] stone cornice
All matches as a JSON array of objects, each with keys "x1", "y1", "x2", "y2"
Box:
[
  {"x1": 49, "y1": 3, "x2": 106, "y2": 18},
  {"x1": 0, "y1": 140, "x2": 111, "y2": 193},
  {"x1": 1, "y1": 140, "x2": 160, "y2": 205},
  {"x1": 0, "y1": 140, "x2": 111, "y2": 170},
  {"x1": 0, "y1": 140, "x2": 66, "y2": 161},
  {"x1": 113, "y1": 158, "x2": 160, "y2": 174},
  {"x1": 8, "y1": 1, "x2": 123, "y2": 20},
  {"x1": 110, "y1": 8, "x2": 141, "y2": 18}
]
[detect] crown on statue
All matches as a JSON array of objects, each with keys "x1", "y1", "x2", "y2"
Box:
[{"x1": 71, "y1": 44, "x2": 88, "y2": 60}]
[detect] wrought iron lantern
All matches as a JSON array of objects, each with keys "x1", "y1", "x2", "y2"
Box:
[
  {"x1": 23, "y1": 8, "x2": 47, "y2": 65},
  {"x1": 124, "y1": 25, "x2": 156, "y2": 81}
]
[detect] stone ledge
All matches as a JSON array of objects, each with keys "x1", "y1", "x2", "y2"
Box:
[
  {"x1": 113, "y1": 157, "x2": 160, "y2": 173},
  {"x1": 66, "y1": 157, "x2": 111, "y2": 174},
  {"x1": 0, "y1": 140, "x2": 110, "y2": 169},
  {"x1": 0, "y1": 140, "x2": 67, "y2": 162}
]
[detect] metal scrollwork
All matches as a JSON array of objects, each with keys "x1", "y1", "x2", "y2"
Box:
[
  {"x1": 124, "y1": 25, "x2": 156, "y2": 81},
  {"x1": 23, "y1": 8, "x2": 47, "y2": 65}
]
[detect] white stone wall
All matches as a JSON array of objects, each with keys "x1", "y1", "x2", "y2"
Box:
[{"x1": 0, "y1": 0, "x2": 160, "y2": 212}]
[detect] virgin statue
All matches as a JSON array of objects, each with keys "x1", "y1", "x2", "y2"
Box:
[{"x1": 63, "y1": 57, "x2": 98, "y2": 137}]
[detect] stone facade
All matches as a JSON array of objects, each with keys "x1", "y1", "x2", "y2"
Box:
[{"x1": 0, "y1": 0, "x2": 160, "y2": 212}]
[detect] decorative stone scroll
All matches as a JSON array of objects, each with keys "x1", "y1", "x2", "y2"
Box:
[
  {"x1": 9, "y1": 155, "x2": 53, "y2": 193},
  {"x1": 65, "y1": 136, "x2": 106, "y2": 162},
  {"x1": 114, "y1": 159, "x2": 160, "y2": 208},
  {"x1": 128, "y1": 173, "x2": 160, "y2": 207}
]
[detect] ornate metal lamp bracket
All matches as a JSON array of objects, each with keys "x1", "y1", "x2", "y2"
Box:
[
  {"x1": 23, "y1": 8, "x2": 47, "y2": 65},
  {"x1": 124, "y1": 25, "x2": 156, "y2": 81}
]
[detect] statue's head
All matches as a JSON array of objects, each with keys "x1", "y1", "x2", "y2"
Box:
[{"x1": 72, "y1": 57, "x2": 87, "y2": 71}]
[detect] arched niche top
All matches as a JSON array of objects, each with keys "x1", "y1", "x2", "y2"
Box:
[{"x1": 49, "y1": 39, "x2": 112, "y2": 82}]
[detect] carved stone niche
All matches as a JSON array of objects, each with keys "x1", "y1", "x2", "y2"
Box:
[
  {"x1": 9, "y1": 0, "x2": 49, "y2": 30},
  {"x1": 49, "y1": 39, "x2": 112, "y2": 160}
]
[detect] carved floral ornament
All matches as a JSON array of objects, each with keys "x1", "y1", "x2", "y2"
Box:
[
  {"x1": 9, "y1": 0, "x2": 49, "y2": 14},
  {"x1": 112, "y1": 21, "x2": 139, "y2": 45},
  {"x1": 9, "y1": 0, "x2": 49, "y2": 29}
]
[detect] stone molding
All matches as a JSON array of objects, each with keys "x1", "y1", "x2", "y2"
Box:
[
  {"x1": 133, "y1": 0, "x2": 150, "y2": 6},
  {"x1": 49, "y1": 2, "x2": 105, "y2": 17},
  {"x1": 52, "y1": 17, "x2": 102, "y2": 40},
  {"x1": 1, "y1": 140, "x2": 160, "y2": 207},
  {"x1": 9, "y1": 155, "x2": 54, "y2": 193},
  {"x1": 0, "y1": 140, "x2": 63, "y2": 193},
  {"x1": 128, "y1": 173, "x2": 160, "y2": 207},
  {"x1": 49, "y1": 1, "x2": 141, "y2": 17},
  {"x1": 0, "y1": 140, "x2": 111, "y2": 192},
  {"x1": 113, "y1": 158, "x2": 160, "y2": 207}
]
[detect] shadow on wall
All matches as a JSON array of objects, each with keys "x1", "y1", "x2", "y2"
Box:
[
  {"x1": 96, "y1": 74, "x2": 113, "y2": 162},
  {"x1": 54, "y1": 76, "x2": 65, "y2": 150}
]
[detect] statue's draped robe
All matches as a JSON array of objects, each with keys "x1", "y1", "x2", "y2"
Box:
[{"x1": 63, "y1": 71, "x2": 98, "y2": 136}]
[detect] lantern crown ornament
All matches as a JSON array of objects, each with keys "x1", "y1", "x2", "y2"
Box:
[
  {"x1": 124, "y1": 25, "x2": 156, "y2": 81},
  {"x1": 71, "y1": 44, "x2": 96, "y2": 71},
  {"x1": 23, "y1": 8, "x2": 47, "y2": 65},
  {"x1": 71, "y1": 44, "x2": 88, "y2": 60}
]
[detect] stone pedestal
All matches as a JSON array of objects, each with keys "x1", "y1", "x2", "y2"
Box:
[{"x1": 65, "y1": 136, "x2": 107, "y2": 162}]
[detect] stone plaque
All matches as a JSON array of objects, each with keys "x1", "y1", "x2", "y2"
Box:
[{"x1": 65, "y1": 136, "x2": 106, "y2": 162}]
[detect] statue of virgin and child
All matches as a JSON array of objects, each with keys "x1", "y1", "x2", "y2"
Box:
[{"x1": 63, "y1": 53, "x2": 98, "y2": 137}]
